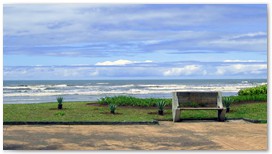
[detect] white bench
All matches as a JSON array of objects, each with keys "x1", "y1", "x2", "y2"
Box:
[{"x1": 172, "y1": 92, "x2": 226, "y2": 122}]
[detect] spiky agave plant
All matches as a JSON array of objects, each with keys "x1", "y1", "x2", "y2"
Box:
[
  {"x1": 109, "y1": 104, "x2": 117, "y2": 114},
  {"x1": 223, "y1": 97, "x2": 234, "y2": 112},
  {"x1": 57, "y1": 97, "x2": 63, "y2": 105},
  {"x1": 157, "y1": 100, "x2": 166, "y2": 115},
  {"x1": 57, "y1": 97, "x2": 64, "y2": 109}
]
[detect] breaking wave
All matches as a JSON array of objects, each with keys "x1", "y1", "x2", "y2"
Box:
[{"x1": 3, "y1": 79, "x2": 267, "y2": 104}]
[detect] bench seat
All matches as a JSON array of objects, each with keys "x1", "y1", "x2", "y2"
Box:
[{"x1": 172, "y1": 91, "x2": 226, "y2": 122}]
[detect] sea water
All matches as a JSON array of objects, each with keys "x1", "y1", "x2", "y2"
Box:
[{"x1": 3, "y1": 79, "x2": 267, "y2": 104}]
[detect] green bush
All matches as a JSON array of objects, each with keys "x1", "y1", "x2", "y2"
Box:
[
  {"x1": 98, "y1": 95, "x2": 172, "y2": 107},
  {"x1": 238, "y1": 84, "x2": 267, "y2": 96},
  {"x1": 226, "y1": 94, "x2": 267, "y2": 103}
]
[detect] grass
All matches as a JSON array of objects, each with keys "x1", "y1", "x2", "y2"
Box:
[
  {"x1": 3, "y1": 101, "x2": 267, "y2": 122},
  {"x1": 3, "y1": 102, "x2": 171, "y2": 122},
  {"x1": 226, "y1": 103, "x2": 267, "y2": 120}
]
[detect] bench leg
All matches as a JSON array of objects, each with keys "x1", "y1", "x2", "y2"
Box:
[
  {"x1": 173, "y1": 109, "x2": 181, "y2": 122},
  {"x1": 218, "y1": 109, "x2": 226, "y2": 122}
]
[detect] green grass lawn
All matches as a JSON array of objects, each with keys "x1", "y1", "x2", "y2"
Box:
[{"x1": 3, "y1": 101, "x2": 267, "y2": 122}]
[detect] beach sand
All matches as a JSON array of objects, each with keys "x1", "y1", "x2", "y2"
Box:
[{"x1": 3, "y1": 120, "x2": 267, "y2": 150}]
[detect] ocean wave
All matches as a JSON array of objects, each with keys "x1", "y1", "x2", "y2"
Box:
[
  {"x1": 137, "y1": 84, "x2": 162, "y2": 87},
  {"x1": 146, "y1": 85, "x2": 186, "y2": 90},
  {"x1": 111, "y1": 84, "x2": 135, "y2": 88},
  {"x1": 4, "y1": 87, "x2": 32, "y2": 90},
  {"x1": 4, "y1": 82, "x2": 267, "y2": 97},
  {"x1": 241, "y1": 80, "x2": 248, "y2": 84},
  {"x1": 3, "y1": 90, "x2": 125, "y2": 97},
  {"x1": 96, "y1": 82, "x2": 109, "y2": 85},
  {"x1": 1, "y1": 87, "x2": 240, "y2": 97},
  {"x1": 51, "y1": 84, "x2": 68, "y2": 87}
]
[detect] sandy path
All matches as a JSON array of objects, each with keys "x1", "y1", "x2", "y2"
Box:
[{"x1": 3, "y1": 120, "x2": 267, "y2": 150}]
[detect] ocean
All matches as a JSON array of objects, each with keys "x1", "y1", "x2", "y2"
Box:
[{"x1": 3, "y1": 79, "x2": 267, "y2": 104}]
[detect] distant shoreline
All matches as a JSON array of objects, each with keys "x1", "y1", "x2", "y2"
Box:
[{"x1": 3, "y1": 78, "x2": 267, "y2": 81}]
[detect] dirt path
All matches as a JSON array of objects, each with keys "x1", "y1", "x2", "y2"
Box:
[{"x1": 3, "y1": 120, "x2": 267, "y2": 150}]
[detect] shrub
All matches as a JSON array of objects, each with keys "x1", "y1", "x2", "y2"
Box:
[
  {"x1": 98, "y1": 95, "x2": 171, "y2": 107},
  {"x1": 225, "y1": 94, "x2": 267, "y2": 103},
  {"x1": 157, "y1": 101, "x2": 166, "y2": 112},
  {"x1": 109, "y1": 104, "x2": 117, "y2": 114},
  {"x1": 238, "y1": 84, "x2": 267, "y2": 96},
  {"x1": 57, "y1": 97, "x2": 63, "y2": 105}
]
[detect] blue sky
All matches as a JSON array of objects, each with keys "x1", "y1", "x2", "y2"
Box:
[{"x1": 3, "y1": 4, "x2": 267, "y2": 80}]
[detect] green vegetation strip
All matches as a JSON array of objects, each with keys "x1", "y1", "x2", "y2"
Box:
[
  {"x1": 3, "y1": 121, "x2": 159, "y2": 125},
  {"x1": 238, "y1": 84, "x2": 267, "y2": 96},
  {"x1": 4, "y1": 101, "x2": 267, "y2": 123},
  {"x1": 98, "y1": 95, "x2": 172, "y2": 107}
]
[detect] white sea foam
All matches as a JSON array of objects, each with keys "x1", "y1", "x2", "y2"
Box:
[
  {"x1": 146, "y1": 85, "x2": 186, "y2": 90},
  {"x1": 96, "y1": 82, "x2": 109, "y2": 85},
  {"x1": 73, "y1": 85, "x2": 100, "y2": 88},
  {"x1": 4, "y1": 87, "x2": 31, "y2": 90},
  {"x1": 111, "y1": 84, "x2": 135, "y2": 88},
  {"x1": 138, "y1": 84, "x2": 162, "y2": 87},
  {"x1": 52, "y1": 84, "x2": 68, "y2": 88}
]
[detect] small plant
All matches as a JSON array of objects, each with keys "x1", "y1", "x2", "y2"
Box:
[
  {"x1": 57, "y1": 97, "x2": 64, "y2": 109},
  {"x1": 109, "y1": 104, "x2": 117, "y2": 114},
  {"x1": 54, "y1": 111, "x2": 65, "y2": 116},
  {"x1": 223, "y1": 97, "x2": 234, "y2": 112},
  {"x1": 157, "y1": 101, "x2": 166, "y2": 115}
]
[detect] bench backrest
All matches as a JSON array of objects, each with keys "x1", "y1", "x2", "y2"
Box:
[{"x1": 172, "y1": 91, "x2": 223, "y2": 109}]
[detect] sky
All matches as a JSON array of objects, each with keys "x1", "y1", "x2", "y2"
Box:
[{"x1": 3, "y1": 4, "x2": 267, "y2": 80}]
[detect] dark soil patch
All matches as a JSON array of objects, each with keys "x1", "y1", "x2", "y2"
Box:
[
  {"x1": 86, "y1": 103, "x2": 107, "y2": 107},
  {"x1": 86, "y1": 103, "x2": 171, "y2": 109},
  {"x1": 49, "y1": 108, "x2": 69, "y2": 110},
  {"x1": 147, "y1": 111, "x2": 170, "y2": 115},
  {"x1": 100, "y1": 112, "x2": 123, "y2": 115},
  {"x1": 233, "y1": 101, "x2": 266, "y2": 106}
]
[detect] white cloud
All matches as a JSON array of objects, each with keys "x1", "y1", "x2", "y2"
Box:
[
  {"x1": 4, "y1": 4, "x2": 267, "y2": 60},
  {"x1": 163, "y1": 65, "x2": 203, "y2": 76},
  {"x1": 201, "y1": 31, "x2": 267, "y2": 52},
  {"x1": 89, "y1": 70, "x2": 99, "y2": 76},
  {"x1": 229, "y1": 32, "x2": 266, "y2": 39},
  {"x1": 95, "y1": 59, "x2": 152, "y2": 66},
  {"x1": 4, "y1": 61, "x2": 268, "y2": 80},
  {"x1": 216, "y1": 64, "x2": 267, "y2": 75},
  {"x1": 206, "y1": 38, "x2": 266, "y2": 46},
  {"x1": 95, "y1": 60, "x2": 134, "y2": 66},
  {"x1": 223, "y1": 60, "x2": 264, "y2": 63}
]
